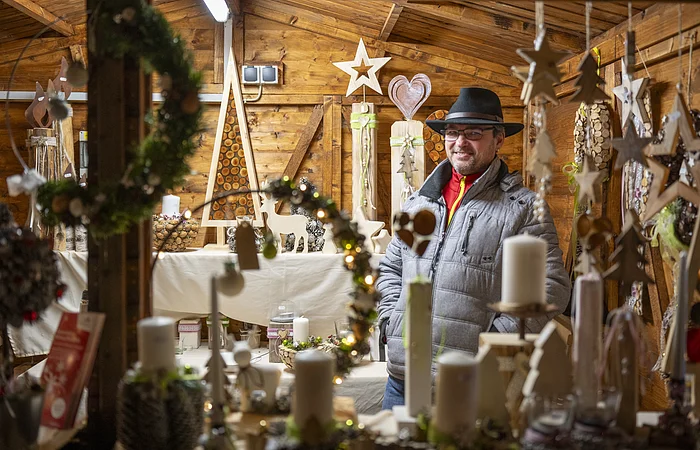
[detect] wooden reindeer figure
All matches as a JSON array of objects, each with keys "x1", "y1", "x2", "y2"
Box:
[{"x1": 259, "y1": 193, "x2": 310, "y2": 253}]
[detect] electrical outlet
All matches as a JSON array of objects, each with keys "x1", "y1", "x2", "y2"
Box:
[{"x1": 241, "y1": 64, "x2": 280, "y2": 85}]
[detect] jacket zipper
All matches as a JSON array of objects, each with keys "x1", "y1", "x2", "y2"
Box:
[{"x1": 461, "y1": 215, "x2": 476, "y2": 254}]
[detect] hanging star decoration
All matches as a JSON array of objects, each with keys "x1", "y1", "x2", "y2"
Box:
[
  {"x1": 574, "y1": 156, "x2": 603, "y2": 205},
  {"x1": 527, "y1": 130, "x2": 557, "y2": 179},
  {"x1": 516, "y1": 32, "x2": 570, "y2": 105},
  {"x1": 570, "y1": 53, "x2": 609, "y2": 105},
  {"x1": 643, "y1": 156, "x2": 700, "y2": 222},
  {"x1": 574, "y1": 213, "x2": 612, "y2": 274},
  {"x1": 353, "y1": 207, "x2": 385, "y2": 248},
  {"x1": 648, "y1": 91, "x2": 700, "y2": 156},
  {"x1": 333, "y1": 38, "x2": 391, "y2": 97},
  {"x1": 612, "y1": 65, "x2": 650, "y2": 127},
  {"x1": 610, "y1": 118, "x2": 652, "y2": 170}
]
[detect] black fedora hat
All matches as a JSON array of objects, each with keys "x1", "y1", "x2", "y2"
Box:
[{"x1": 426, "y1": 87, "x2": 524, "y2": 137}]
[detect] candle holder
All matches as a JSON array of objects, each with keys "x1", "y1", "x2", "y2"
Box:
[
  {"x1": 488, "y1": 303, "x2": 559, "y2": 341},
  {"x1": 648, "y1": 378, "x2": 697, "y2": 449}
]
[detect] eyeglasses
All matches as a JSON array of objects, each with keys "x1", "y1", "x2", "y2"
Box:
[{"x1": 442, "y1": 127, "x2": 495, "y2": 142}]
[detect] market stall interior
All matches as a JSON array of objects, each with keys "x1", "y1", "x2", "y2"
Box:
[{"x1": 1, "y1": 0, "x2": 700, "y2": 448}]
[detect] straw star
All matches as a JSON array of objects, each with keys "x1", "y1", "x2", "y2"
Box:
[
  {"x1": 648, "y1": 91, "x2": 700, "y2": 156},
  {"x1": 611, "y1": 119, "x2": 652, "y2": 170},
  {"x1": 333, "y1": 38, "x2": 391, "y2": 97},
  {"x1": 574, "y1": 157, "x2": 603, "y2": 205},
  {"x1": 612, "y1": 72, "x2": 650, "y2": 126}
]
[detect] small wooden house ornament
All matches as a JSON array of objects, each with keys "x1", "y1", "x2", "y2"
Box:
[
  {"x1": 476, "y1": 344, "x2": 510, "y2": 428},
  {"x1": 522, "y1": 321, "x2": 572, "y2": 399}
]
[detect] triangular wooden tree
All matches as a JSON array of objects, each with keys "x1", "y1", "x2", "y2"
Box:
[
  {"x1": 202, "y1": 48, "x2": 263, "y2": 227},
  {"x1": 603, "y1": 212, "x2": 653, "y2": 298},
  {"x1": 397, "y1": 147, "x2": 417, "y2": 184},
  {"x1": 522, "y1": 322, "x2": 572, "y2": 399},
  {"x1": 570, "y1": 53, "x2": 608, "y2": 105}
]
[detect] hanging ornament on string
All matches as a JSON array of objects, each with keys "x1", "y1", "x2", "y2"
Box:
[
  {"x1": 611, "y1": 118, "x2": 652, "y2": 170},
  {"x1": 570, "y1": 52, "x2": 609, "y2": 105},
  {"x1": 574, "y1": 155, "x2": 604, "y2": 205}
]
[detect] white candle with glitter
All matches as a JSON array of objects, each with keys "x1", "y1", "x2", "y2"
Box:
[
  {"x1": 293, "y1": 350, "x2": 334, "y2": 429},
  {"x1": 573, "y1": 272, "x2": 603, "y2": 410},
  {"x1": 501, "y1": 234, "x2": 547, "y2": 304},
  {"x1": 137, "y1": 317, "x2": 176, "y2": 374},
  {"x1": 433, "y1": 352, "x2": 479, "y2": 438},
  {"x1": 161, "y1": 194, "x2": 180, "y2": 216},
  {"x1": 293, "y1": 317, "x2": 309, "y2": 343}
]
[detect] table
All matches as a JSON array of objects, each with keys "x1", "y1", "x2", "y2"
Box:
[
  {"x1": 180, "y1": 347, "x2": 388, "y2": 415},
  {"x1": 9, "y1": 249, "x2": 382, "y2": 357}
]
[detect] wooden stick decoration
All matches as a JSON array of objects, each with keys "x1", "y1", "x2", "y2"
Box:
[{"x1": 350, "y1": 103, "x2": 378, "y2": 219}]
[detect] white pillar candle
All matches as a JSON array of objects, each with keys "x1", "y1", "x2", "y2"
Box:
[
  {"x1": 501, "y1": 234, "x2": 547, "y2": 305},
  {"x1": 137, "y1": 316, "x2": 176, "y2": 374},
  {"x1": 258, "y1": 365, "x2": 282, "y2": 408},
  {"x1": 293, "y1": 317, "x2": 310, "y2": 343},
  {"x1": 161, "y1": 194, "x2": 181, "y2": 216},
  {"x1": 433, "y1": 351, "x2": 479, "y2": 438},
  {"x1": 293, "y1": 350, "x2": 334, "y2": 430},
  {"x1": 573, "y1": 272, "x2": 603, "y2": 411},
  {"x1": 406, "y1": 279, "x2": 432, "y2": 417}
]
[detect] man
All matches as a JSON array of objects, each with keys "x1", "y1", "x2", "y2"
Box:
[{"x1": 376, "y1": 87, "x2": 570, "y2": 410}]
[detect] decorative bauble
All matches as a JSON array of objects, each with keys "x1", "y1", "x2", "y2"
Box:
[
  {"x1": 233, "y1": 341, "x2": 252, "y2": 368},
  {"x1": 217, "y1": 265, "x2": 244, "y2": 297},
  {"x1": 0, "y1": 224, "x2": 64, "y2": 328},
  {"x1": 180, "y1": 92, "x2": 200, "y2": 115},
  {"x1": 66, "y1": 63, "x2": 88, "y2": 87},
  {"x1": 47, "y1": 97, "x2": 69, "y2": 121}
]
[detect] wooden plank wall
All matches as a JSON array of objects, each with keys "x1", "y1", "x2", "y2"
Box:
[
  {"x1": 0, "y1": 1, "x2": 523, "y2": 248},
  {"x1": 547, "y1": 4, "x2": 700, "y2": 411}
]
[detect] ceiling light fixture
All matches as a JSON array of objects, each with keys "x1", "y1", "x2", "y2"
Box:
[{"x1": 203, "y1": 0, "x2": 230, "y2": 22}]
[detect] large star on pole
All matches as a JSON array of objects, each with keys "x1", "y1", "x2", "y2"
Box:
[
  {"x1": 612, "y1": 70, "x2": 650, "y2": 126},
  {"x1": 333, "y1": 38, "x2": 391, "y2": 97},
  {"x1": 648, "y1": 91, "x2": 700, "y2": 156},
  {"x1": 354, "y1": 207, "x2": 385, "y2": 248},
  {"x1": 610, "y1": 118, "x2": 651, "y2": 170}
]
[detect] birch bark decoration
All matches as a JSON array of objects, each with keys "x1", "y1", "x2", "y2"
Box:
[
  {"x1": 351, "y1": 103, "x2": 378, "y2": 219},
  {"x1": 388, "y1": 74, "x2": 431, "y2": 216}
]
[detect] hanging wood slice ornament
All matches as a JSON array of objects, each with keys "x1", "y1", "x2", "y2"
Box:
[
  {"x1": 393, "y1": 210, "x2": 436, "y2": 256},
  {"x1": 388, "y1": 74, "x2": 432, "y2": 121},
  {"x1": 424, "y1": 110, "x2": 449, "y2": 169}
]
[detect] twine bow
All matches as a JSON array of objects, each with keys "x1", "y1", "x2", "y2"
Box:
[
  {"x1": 351, "y1": 112, "x2": 378, "y2": 213},
  {"x1": 236, "y1": 365, "x2": 264, "y2": 392}
]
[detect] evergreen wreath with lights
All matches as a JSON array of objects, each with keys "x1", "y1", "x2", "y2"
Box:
[{"x1": 36, "y1": 0, "x2": 203, "y2": 239}]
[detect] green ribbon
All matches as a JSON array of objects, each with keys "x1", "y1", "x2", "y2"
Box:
[
  {"x1": 350, "y1": 113, "x2": 377, "y2": 129},
  {"x1": 390, "y1": 135, "x2": 425, "y2": 148},
  {"x1": 650, "y1": 204, "x2": 688, "y2": 255}
]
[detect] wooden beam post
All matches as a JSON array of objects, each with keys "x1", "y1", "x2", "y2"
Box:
[
  {"x1": 379, "y1": 2, "x2": 404, "y2": 41},
  {"x1": 214, "y1": 22, "x2": 224, "y2": 84},
  {"x1": 1, "y1": 0, "x2": 75, "y2": 36},
  {"x1": 86, "y1": 0, "x2": 151, "y2": 446},
  {"x1": 322, "y1": 95, "x2": 342, "y2": 202}
]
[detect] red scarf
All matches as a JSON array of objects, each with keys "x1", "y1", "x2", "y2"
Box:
[{"x1": 442, "y1": 167, "x2": 483, "y2": 226}]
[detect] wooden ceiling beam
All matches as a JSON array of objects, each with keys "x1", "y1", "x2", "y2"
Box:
[
  {"x1": 379, "y1": 1, "x2": 405, "y2": 41},
  {"x1": 402, "y1": 1, "x2": 583, "y2": 52},
  {"x1": 227, "y1": 0, "x2": 242, "y2": 15},
  {"x1": 244, "y1": 0, "x2": 519, "y2": 88},
  {"x1": 1, "y1": 0, "x2": 74, "y2": 36}
]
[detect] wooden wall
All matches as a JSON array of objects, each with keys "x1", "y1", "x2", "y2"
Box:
[
  {"x1": 0, "y1": 0, "x2": 523, "y2": 248},
  {"x1": 546, "y1": 4, "x2": 700, "y2": 411}
]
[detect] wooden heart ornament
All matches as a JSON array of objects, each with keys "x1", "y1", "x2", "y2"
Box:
[{"x1": 388, "y1": 74, "x2": 432, "y2": 121}]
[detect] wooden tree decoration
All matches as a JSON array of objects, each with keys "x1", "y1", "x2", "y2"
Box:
[
  {"x1": 202, "y1": 48, "x2": 263, "y2": 234},
  {"x1": 526, "y1": 130, "x2": 556, "y2": 180},
  {"x1": 389, "y1": 74, "x2": 431, "y2": 217},
  {"x1": 333, "y1": 39, "x2": 391, "y2": 221},
  {"x1": 522, "y1": 321, "x2": 572, "y2": 400},
  {"x1": 603, "y1": 210, "x2": 653, "y2": 298},
  {"x1": 570, "y1": 53, "x2": 609, "y2": 105}
]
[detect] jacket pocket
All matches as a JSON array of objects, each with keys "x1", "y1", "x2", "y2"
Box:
[{"x1": 460, "y1": 212, "x2": 502, "y2": 267}]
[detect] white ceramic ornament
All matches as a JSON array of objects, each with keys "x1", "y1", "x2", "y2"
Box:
[
  {"x1": 259, "y1": 193, "x2": 310, "y2": 253},
  {"x1": 321, "y1": 224, "x2": 337, "y2": 254},
  {"x1": 233, "y1": 341, "x2": 252, "y2": 368},
  {"x1": 371, "y1": 229, "x2": 392, "y2": 254}
]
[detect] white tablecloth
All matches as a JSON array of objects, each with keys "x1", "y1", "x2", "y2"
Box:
[{"x1": 9, "y1": 249, "x2": 382, "y2": 357}]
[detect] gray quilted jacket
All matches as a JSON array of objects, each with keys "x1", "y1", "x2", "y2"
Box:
[{"x1": 376, "y1": 157, "x2": 571, "y2": 380}]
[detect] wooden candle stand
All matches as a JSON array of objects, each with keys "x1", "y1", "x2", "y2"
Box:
[{"x1": 488, "y1": 303, "x2": 559, "y2": 341}]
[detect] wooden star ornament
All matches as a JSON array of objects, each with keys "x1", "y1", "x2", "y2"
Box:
[
  {"x1": 517, "y1": 33, "x2": 570, "y2": 83},
  {"x1": 612, "y1": 72, "x2": 650, "y2": 126},
  {"x1": 354, "y1": 207, "x2": 385, "y2": 247},
  {"x1": 648, "y1": 91, "x2": 700, "y2": 156},
  {"x1": 574, "y1": 156, "x2": 603, "y2": 205},
  {"x1": 610, "y1": 119, "x2": 652, "y2": 170},
  {"x1": 333, "y1": 38, "x2": 391, "y2": 97},
  {"x1": 642, "y1": 157, "x2": 700, "y2": 222}
]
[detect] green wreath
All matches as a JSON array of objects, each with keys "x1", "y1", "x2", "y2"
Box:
[{"x1": 37, "y1": 0, "x2": 202, "y2": 239}]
